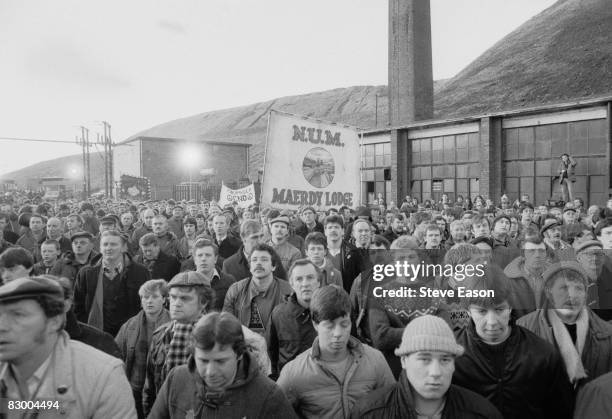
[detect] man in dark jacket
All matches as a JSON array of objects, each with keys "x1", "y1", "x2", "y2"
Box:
[
  {"x1": 295, "y1": 206, "x2": 324, "y2": 239},
  {"x1": 517, "y1": 261, "x2": 612, "y2": 391},
  {"x1": 148, "y1": 312, "x2": 296, "y2": 419},
  {"x1": 50, "y1": 231, "x2": 100, "y2": 282},
  {"x1": 134, "y1": 233, "x2": 180, "y2": 281},
  {"x1": 351, "y1": 315, "x2": 502, "y2": 419},
  {"x1": 267, "y1": 259, "x2": 319, "y2": 379},
  {"x1": 452, "y1": 269, "x2": 574, "y2": 419},
  {"x1": 73, "y1": 230, "x2": 151, "y2": 336},
  {"x1": 212, "y1": 213, "x2": 242, "y2": 259},
  {"x1": 50, "y1": 275, "x2": 121, "y2": 358},
  {"x1": 142, "y1": 272, "x2": 214, "y2": 416},
  {"x1": 222, "y1": 219, "x2": 287, "y2": 281},
  {"x1": 192, "y1": 238, "x2": 235, "y2": 311}
]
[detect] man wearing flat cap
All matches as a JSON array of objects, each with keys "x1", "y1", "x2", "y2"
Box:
[
  {"x1": 142, "y1": 271, "x2": 214, "y2": 416},
  {"x1": 518, "y1": 262, "x2": 612, "y2": 391},
  {"x1": 0, "y1": 276, "x2": 136, "y2": 418},
  {"x1": 351, "y1": 315, "x2": 502, "y2": 419},
  {"x1": 50, "y1": 231, "x2": 100, "y2": 283},
  {"x1": 541, "y1": 216, "x2": 572, "y2": 251}
]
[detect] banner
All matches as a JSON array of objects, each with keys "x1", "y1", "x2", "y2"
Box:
[
  {"x1": 261, "y1": 110, "x2": 361, "y2": 210},
  {"x1": 119, "y1": 175, "x2": 151, "y2": 200},
  {"x1": 218, "y1": 183, "x2": 256, "y2": 208}
]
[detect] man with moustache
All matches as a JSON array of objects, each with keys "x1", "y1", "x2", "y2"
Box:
[
  {"x1": 223, "y1": 244, "x2": 291, "y2": 336},
  {"x1": 518, "y1": 262, "x2": 612, "y2": 391}
]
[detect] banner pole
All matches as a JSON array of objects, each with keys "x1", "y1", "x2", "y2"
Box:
[
  {"x1": 260, "y1": 110, "x2": 273, "y2": 208},
  {"x1": 359, "y1": 130, "x2": 363, "y2": 207}
]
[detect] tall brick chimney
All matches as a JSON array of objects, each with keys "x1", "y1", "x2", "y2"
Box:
[{"x1": 388, "y1": 0, "x2": 434, "y2": 125}]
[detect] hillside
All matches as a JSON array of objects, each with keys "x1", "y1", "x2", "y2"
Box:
[
  {"x1": 1, "y1": 152, "x2": 106, "y2": 190},
  {"x1": 434, "y1": 0, "x2": 612, "y2": 117}
]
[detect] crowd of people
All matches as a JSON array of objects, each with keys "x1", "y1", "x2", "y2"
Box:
[{"x1": 1, "y1": 190, "x2": 612, "y2": 418}]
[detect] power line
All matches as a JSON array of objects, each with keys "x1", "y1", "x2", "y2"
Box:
[{"x1": 0, "y1": 136, "x2": 78, "y2": 144}]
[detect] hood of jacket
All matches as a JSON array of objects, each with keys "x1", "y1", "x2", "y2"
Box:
[
  {"x1": 187, "y1": 350, "x2": 259, "y2": 400},
  {"x1": 503, "y1": 256, "x2": 526, "y2": 279}
]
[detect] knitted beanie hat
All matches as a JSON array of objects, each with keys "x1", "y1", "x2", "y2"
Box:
[{"x1": 394, "y1": 315, "x2": 464, "y2": 357}]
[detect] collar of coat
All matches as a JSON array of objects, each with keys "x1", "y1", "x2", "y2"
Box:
[{"x1": 311, "y1": 335, "x2": 363, "y2": 360}]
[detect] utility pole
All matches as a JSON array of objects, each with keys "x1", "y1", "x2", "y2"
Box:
[
  {"x1": 85, "y1": 128, "x2": 91, "y2": 196},
  {"x1": 76, "y1": 126, "x2": 90, "y2": 199},
  {"x1": 101, "y1": 121, "x2": 113, "y2": 198}
]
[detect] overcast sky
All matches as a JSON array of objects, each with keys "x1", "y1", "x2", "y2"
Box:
[{"x1": 0, "y1": 0, "x2": 557, "y2": 176}]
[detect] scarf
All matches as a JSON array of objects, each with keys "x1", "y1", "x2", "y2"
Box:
[
  {"x1": 87, "y1": 255, "x2": 127, "y2": 331},
  {"x1": 548, "y1": 308, "x2": 588, "y2": 385},
  {"x1": 164, "y1": 320, "x2": 197, "y2": 378}
]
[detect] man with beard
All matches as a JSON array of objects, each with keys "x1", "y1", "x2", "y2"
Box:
[
  {"x1": 518, "y1": 262, "x2": 612, "y2": 391},
  {"x1": 277, "y1": 285, "x2": 394, "y2": 419},
  {"x1": 351, "y1": 315, "x2": 502, "y2": 419},
  {"x1": 222, "y1": 244, "x2": 291, "y2": 336},
  {"x1": 73, "y1": 230, "x2": 150, "y2": 336},
  {"x1": 268, "y1": 259, "x2": 320, "y2": 379},
  {"x1": 192, "y1": 238, "x2": 235, "y2": 311},
  {"x1": 142, "y1": 271, "x2": 214, "y2": 416}
]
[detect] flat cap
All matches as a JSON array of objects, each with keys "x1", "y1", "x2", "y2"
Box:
[
  {"x1": 100, "y1": 215, "x2": 118, "y2": 225},
  {"x1": 70, "y1": 231, "x2": 94, "y2": 242},
  {"x1": 540, "y1": 218, "x2": 561, "y2": 235},
  {"x1": 269, "y1": 215, "x2": 290, "y2": 226},
  {"x1": 168, "y1": 271, "x2": 211, "y2": 288},
  {"x1": 0, "y1": 276, "x2": 64, "y2": 304},
  {"x1": 300, "y1": 206, "x2": 316, "y2": 215}
]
